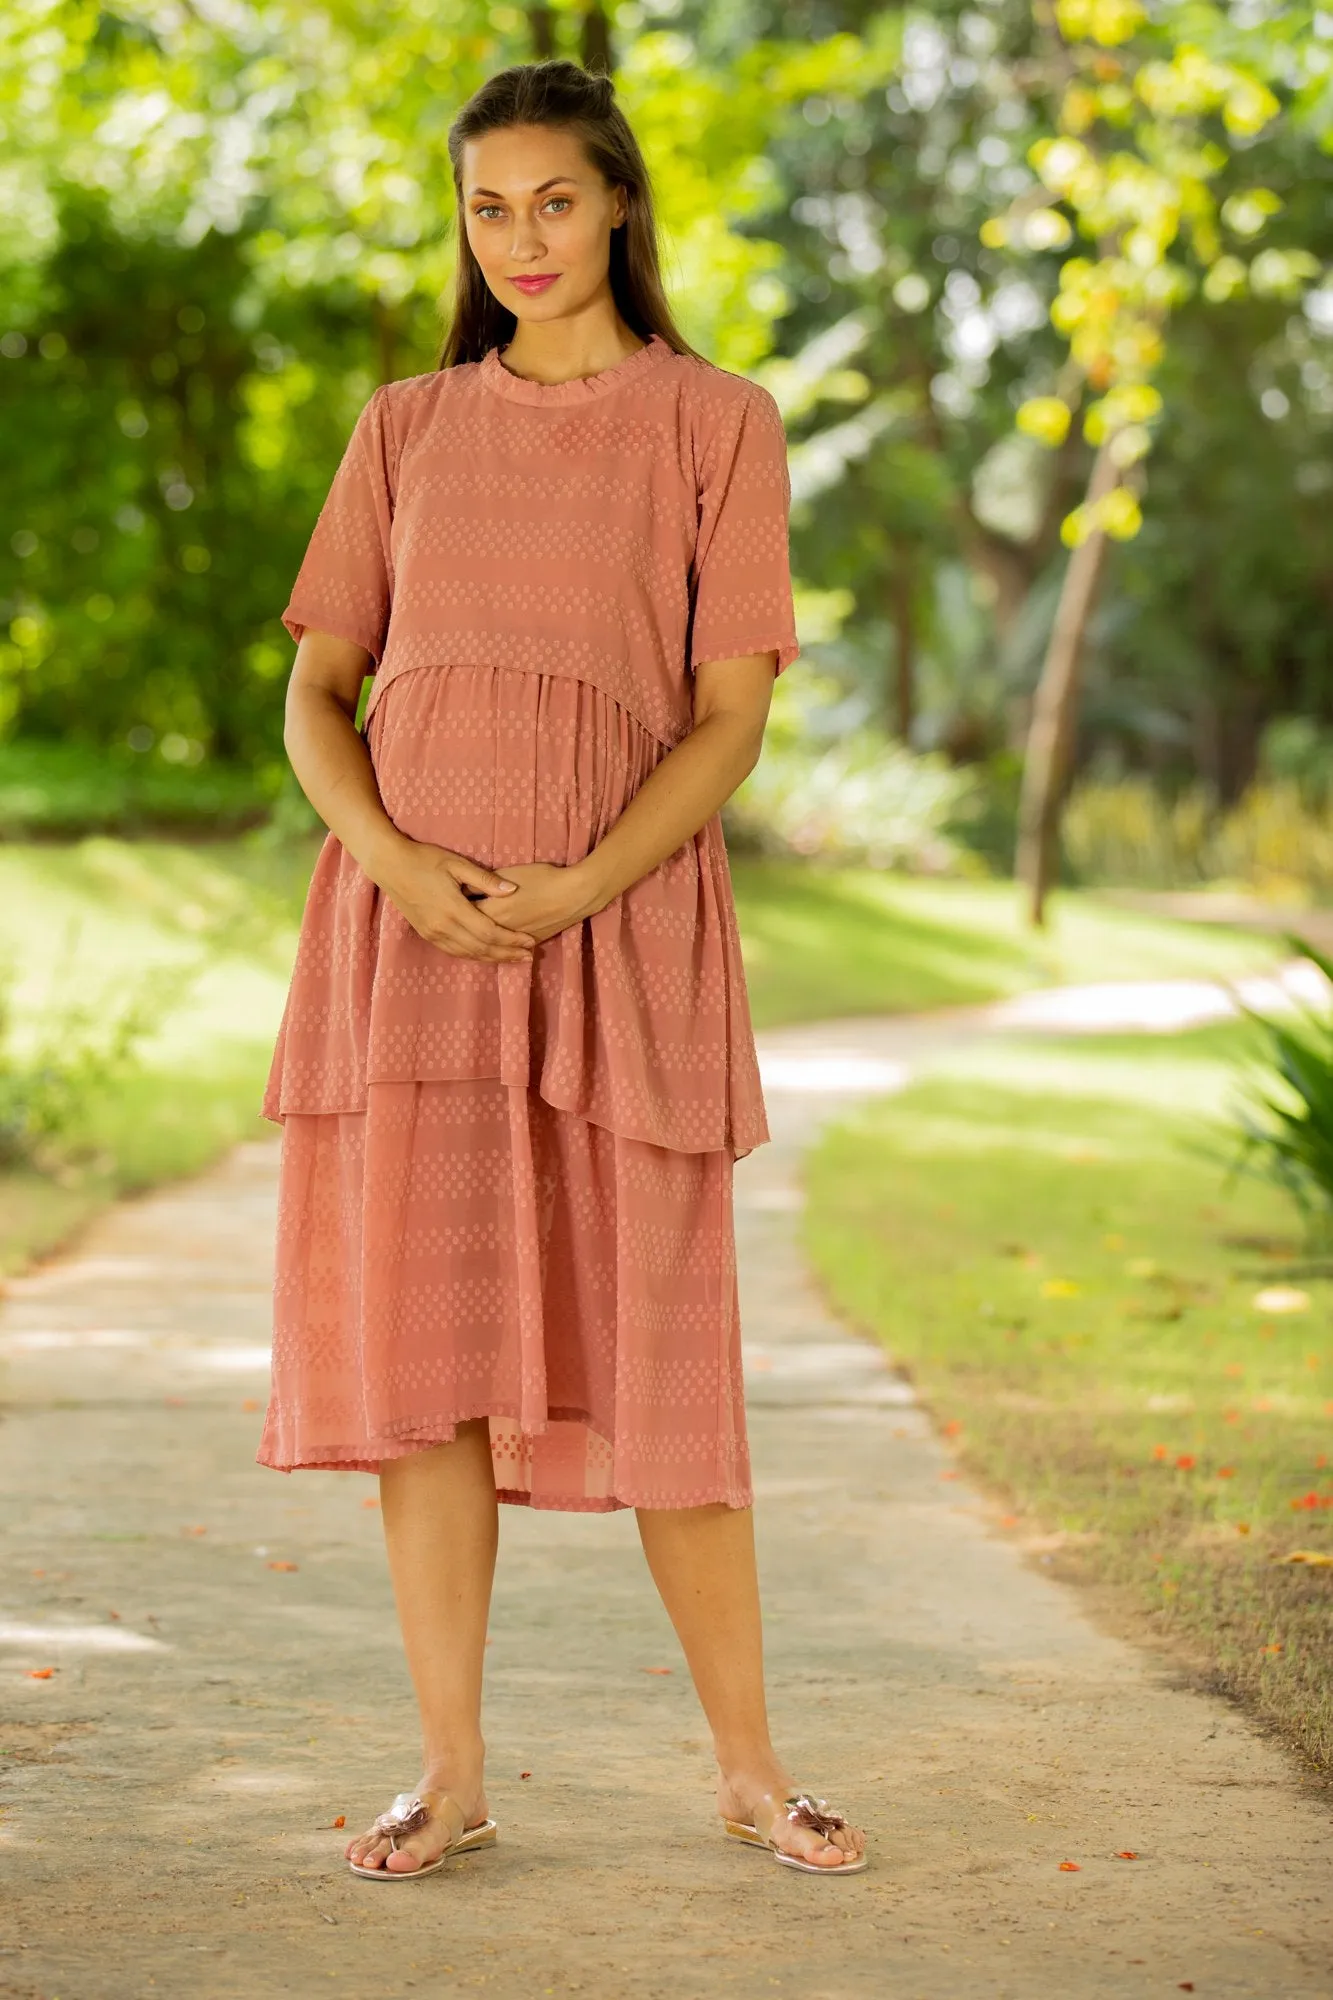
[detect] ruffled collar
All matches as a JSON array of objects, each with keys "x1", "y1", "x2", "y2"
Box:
[{"x1": 479, "y1": 331, "x2": 671, "y2": 406}]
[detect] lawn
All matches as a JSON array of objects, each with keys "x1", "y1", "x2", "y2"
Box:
[
  {"x1": 729, "y1": 860, "x2": 1283, "y2": 1029},
  {"x1": 800, "y1": 1023, "x2": 1333, "y2": 1773},
  {"x1": 0, "y1": 836, "x2": 1286, "y2": 1274}
]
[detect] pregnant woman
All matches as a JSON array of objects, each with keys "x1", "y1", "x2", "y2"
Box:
[{"x1": 259, "y1": 56, "x2": 866, "y2": 1881}]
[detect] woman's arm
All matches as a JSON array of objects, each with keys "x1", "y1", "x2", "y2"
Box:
[
  {"x1": 283, "y1": 630, "x2": 537, "y2": 963},
  {"x1": 473, "y1": 652, "x2": 777, "y2": 941}
]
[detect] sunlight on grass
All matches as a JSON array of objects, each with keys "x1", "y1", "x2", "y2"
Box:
[
  {"x1": 802, "y1": 1025, "x2": 1333, "y2": 1772},
  {"x1": 732, "y1": 862, "x2": 1283, "y2": 1029}
]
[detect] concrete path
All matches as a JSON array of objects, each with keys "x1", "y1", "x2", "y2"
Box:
[{"x1": 2, "y1": 982, "x2": 1331, "y2": 1999}]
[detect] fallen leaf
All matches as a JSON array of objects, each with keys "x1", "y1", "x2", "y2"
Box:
[
  {"x1": 26, "y1": 1667, "x2": 56, "y2": 1680},
  {"x1": 520, "y1": 1771, "x2": 532, "y2": 1780},
  {"x1": 640, "y1": 1666, "x2": 673, "y2": 1675},
  {"x1": 1252, "y1": 1287, "x2": 1309, "y2": 1314},
  {"x1": 1180, "y1": 1984, "x2": 1195, "y2": 1992},
  {"x1": 268, "y1": 1560, "x2": 299, "y2": 1573},
  {"x1": 1114, "y1": 1850, "x2": 1138, "y2": 1860},
  {"x1": 1058, "y1": 1860, "x2": 1081, "y2": 1872},
  {"x1": 1274, "y1": 1550, "x2": 1333, "y2": 1567}
]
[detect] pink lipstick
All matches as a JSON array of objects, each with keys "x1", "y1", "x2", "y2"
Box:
[{"x1": 510, "y1": 274, "x2": 559, "y2": 294}]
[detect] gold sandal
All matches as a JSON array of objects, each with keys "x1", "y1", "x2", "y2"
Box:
[
  {"x1": 724, "y1": 1791, "x2": 867, "y2": 1875},
  {"x1": 347, "y1": 1790, "x2": 498, "y2": 1880}
]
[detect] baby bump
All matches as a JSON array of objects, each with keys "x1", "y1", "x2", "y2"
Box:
[{"x1": 368, "y1": 663, "x2": 664, "y2": 869}]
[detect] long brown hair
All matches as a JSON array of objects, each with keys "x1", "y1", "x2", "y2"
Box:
[{"x1": 438, "y1": 59, "x2": 703, "y2": 369}]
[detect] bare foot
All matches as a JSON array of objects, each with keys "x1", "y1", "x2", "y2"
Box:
[
  {"x1": 717, "y1": 1763, "x2": 865, "y2": 1870},
  {"x1": 345, "y1": 1761, "x2": 490, "y2": 1875}
]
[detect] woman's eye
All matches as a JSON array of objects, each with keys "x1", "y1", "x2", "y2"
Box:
[{"x1": 473, "y1": 198, "x2": 571, "y2": 221}]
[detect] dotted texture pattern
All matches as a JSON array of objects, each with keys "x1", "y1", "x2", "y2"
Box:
[{"x1": 263, "y1": 335, "x2": 793, "y2": 1502}]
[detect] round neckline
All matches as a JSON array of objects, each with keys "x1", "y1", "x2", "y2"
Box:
[{"x1": 480, "y1": 331, "x2": 671, "y2": 406}]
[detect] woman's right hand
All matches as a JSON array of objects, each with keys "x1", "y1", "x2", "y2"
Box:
[{"x1": 381, "y1": 837, "x2": 536, "y2": 963}]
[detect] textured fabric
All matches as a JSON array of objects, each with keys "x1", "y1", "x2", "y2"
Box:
[
  {"x1": 280, "y1": 331, "x2": 800, "y2": 753},
  {"x1": 257, "y1": 1080, "x2": 750, "y2": 1511},
  {"x1": 264, "y1": 664, "x2": 770, "y2": 1156},
  {"x1": 262, "y1": 331, "x2": 797, "y2": 1505}
]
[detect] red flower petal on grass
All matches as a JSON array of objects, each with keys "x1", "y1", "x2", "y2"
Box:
[
  {"x1": 318, "y1": 1815, "x2": 346, "y2": 1829},
  {"x1": 26, "y1": 1667, "x2": 56, "y2": 1680},
  {"x1": 1115, "y1": 1850, "x2": 1138, "y2": 1860},
  {"x1": 1058, "y1": 1860, "x2": 1081, "y2": 1871}
]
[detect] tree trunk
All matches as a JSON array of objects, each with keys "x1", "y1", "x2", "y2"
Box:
[
  {"x1": 1015, "y1": 442, "x2": 1119, "y2": 926},
  {"x1": 890, "y1": 564, "x2": 915, "y2": 744},
  {"x1": 580, "y1": 6, "x2": 612, "y2": 73}
]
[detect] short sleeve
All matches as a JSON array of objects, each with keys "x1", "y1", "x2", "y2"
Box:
[
  {"x1": 688, "y1": 382, "x2": 800, "y2": 677},
  {"x1": 281, "y1": 386, "x2": 397, "y2": 664}
]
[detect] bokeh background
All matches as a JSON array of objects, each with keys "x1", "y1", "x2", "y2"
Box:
[{"x1": 4, "y1": 2, "x2": 1333, "y2": 1768}]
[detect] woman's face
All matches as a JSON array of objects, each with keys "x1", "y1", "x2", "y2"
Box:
[{"x1": 461, "y1": 123, "x2": 627, "y2": 325}]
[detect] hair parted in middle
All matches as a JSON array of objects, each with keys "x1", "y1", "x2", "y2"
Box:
[{"x1": 439, "y1": 58, "x2": 703, "y2": 370}]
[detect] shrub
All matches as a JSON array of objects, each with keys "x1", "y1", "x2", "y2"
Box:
[
  {"x1": 724, "y1": 670, "x2": 981, "y2": 873},
  {"x1": 1232, "y1": 942, "x2": 1333, "y2": 1240},
  {"x1": 0, "y1": 939, "x2": 194, "y2": 1173}
]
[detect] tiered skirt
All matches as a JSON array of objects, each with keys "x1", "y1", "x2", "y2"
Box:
[{"x1": 257, "y1": 663, "x2": 769, "y2": 1511}]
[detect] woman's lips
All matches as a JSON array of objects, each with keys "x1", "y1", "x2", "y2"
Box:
[{"x1": 510, "y1": 274, "x2": 559, "y2": 294}]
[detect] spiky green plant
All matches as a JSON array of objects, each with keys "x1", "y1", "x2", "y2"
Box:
[{"x1": 1232, "y1": 939, "x2": 1333, "y2": 1240}]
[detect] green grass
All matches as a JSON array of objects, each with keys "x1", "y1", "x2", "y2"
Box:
[
  {"x1": 0, "y1": 834, "x2": 314, "y2": 1271},
  {"x1": 729, "y1": 862, "x2": 1283, "y2": 1029},
  {"x1": 0, "y1": 840, "x2": 1289, "y2": 1274},
  {"x1": 801, "y1": 1023, "x2": 1333, "y2": 1773}
]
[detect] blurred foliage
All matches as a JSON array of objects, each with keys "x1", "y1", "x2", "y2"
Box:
[
  {"x1": 1064, "y1": 716, "x2": 1333, "y2": 890},
  {"x1": 0, "y1": 1, "x2": 1330, "y2": 820},
  {"x1": 1233, "y1": 942, "x2": 1333, "y2": 1241}
]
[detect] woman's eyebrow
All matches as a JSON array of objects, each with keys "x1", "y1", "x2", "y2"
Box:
[{"x1": 468, "y1": 177, "x2": 579, "y2": 199}]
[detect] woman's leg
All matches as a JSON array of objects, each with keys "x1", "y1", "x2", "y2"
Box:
[
  {"x1": 635, "y1": 1502, "x2": 865, "y2": 1868},
  {"x1": 346, "y1": 1418, "x2": 499, "y2": 1874}
]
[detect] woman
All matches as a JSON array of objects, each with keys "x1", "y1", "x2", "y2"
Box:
[{"x1": 260, "y1": 56, "x2": 867, "y2": 1881}]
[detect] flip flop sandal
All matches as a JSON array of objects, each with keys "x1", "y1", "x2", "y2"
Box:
[
  {"x1": 724, "y1": 1791, "x2": 867, "y2": 1875},
  {"x1": 348, "y1": 1790, "x2": 499, "y2": 1880}
]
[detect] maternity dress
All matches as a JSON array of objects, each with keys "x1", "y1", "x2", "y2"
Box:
[{"x1": 258, "y1": 330, "x2": 800, "y2": 1512}]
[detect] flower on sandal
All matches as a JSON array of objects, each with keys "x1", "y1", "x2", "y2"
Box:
[{"x1": 784, "y1": 1795, "x2": 847, "y2": 1839}]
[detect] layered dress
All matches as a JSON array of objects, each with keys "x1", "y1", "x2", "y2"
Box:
[{"x1": 258, "y1": 330, "x2": 800, "y2": 1511}]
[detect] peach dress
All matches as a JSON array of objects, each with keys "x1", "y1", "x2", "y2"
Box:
[{"x1": 258, "y1": 331, "x2": 799, "y2": 1510}]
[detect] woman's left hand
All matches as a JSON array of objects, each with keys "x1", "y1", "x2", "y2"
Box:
[{"x1": 471, "y1": 861, "x2": 600, "y2": 946}]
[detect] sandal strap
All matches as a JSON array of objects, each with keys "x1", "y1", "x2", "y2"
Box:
[
  {"x1": 750, "y1": 1789, "x2": 850, "y2": 1848},
  {"x1": 372, "y1": 1790, "x2": 467, "y2": 1852}
]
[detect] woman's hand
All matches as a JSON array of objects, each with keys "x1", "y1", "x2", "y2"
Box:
[
  {"x1": 382, "y1": 840, "x2": 538, "y2": 963},
  {"x1": 472, "y1": 861, "x2": 601, "y2": 946}
]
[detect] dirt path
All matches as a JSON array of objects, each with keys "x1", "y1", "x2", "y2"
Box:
[{"x1": 3, "y1": 984, "x2": 1331, "y2": 1999}]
